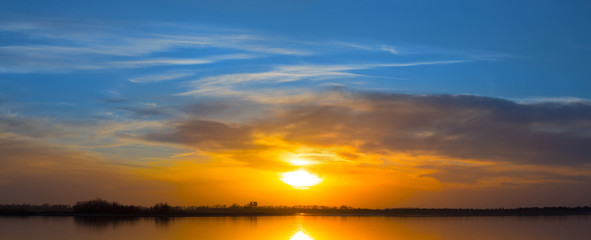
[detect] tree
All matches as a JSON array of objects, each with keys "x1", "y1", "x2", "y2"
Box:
[{"x1": 152, "y1": 203, "x2": 172, "y2": 214}]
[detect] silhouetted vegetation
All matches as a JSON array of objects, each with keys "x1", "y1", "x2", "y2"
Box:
[
  {"x1": 0, "y1": 203, "x2": 70, "y2": 215},
  {"x1": 150, "y1": 202, "x2": 173, "y2": 214},
  {"x1": 73, "y1": 198, "x2": 143, "y2": 214},
  {"x1": 2, "y1": 199, "x2": 591, "y2": 217}
]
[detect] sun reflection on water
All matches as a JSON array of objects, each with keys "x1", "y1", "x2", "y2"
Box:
[{"x1": 289, "y1": 229, "x2": 314, "y2": 240}]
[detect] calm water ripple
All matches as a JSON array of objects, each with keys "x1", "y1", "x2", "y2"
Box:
[{"x1": 1, "y1": 215, "x2": 589, "y2": 239}]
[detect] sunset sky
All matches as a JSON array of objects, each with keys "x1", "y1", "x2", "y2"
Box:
[{"x1": 1, "y1": 0, "x2": 591, "y2": 208}]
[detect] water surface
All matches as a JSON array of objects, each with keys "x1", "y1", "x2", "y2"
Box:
[{"x1": 1, "y1": 215, "x2": 588, "y2": 239}]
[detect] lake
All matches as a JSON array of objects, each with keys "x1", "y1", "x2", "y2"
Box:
[{"x1": 1, "y1": 215, "x2": 589, "y2": 239}]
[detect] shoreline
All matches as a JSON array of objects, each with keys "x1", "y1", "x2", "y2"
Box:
[
  {"x1": 3, "y1": 199, "x2": 591, "y2": 217},
  {"x1": 2, "y1": 211, "x2": 591, "y2": 218}
]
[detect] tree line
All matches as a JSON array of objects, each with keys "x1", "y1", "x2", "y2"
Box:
[{"x1": 1, "y1": 198, "x2": 591, "y2": 216}]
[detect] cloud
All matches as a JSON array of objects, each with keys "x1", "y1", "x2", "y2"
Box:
[
  {"x1": 374, "y1": 60, "x2": 466, "y2": 67},
  {"x1": 0, "y1": 19, "x2": 483, "y2": 74},
  {"x1": 141, "y1": 120, "x2": 255, "y2": 150},
  {"x1": 381, "y1": 44, "x2": 399, "y2": 54},
  {"x1": 330, "y1": 41, "x2": 403, "y2": 55},
  {"x1": 0, "y1": 47, "x2": 258, "y2": 73},
  {"x1": 3, "y1": 86, "x2": 590, "y2": 206},
  {"x1": 0, "y1": 20, "x2": 308, "y2": 73},
  {"x1": 182, "y1": 97, "x2": 272, "y2": 122},
  {"x1": 179, "y1": 67, "x2": 359, "y2": 96},
  {"x1": 0, "y1": 20, "x2": 310, "y2": 57},
  {"x1": 514, "y1": 96, "x2": 591, "y2": 104},
  {"x1": 0, "y1": 113, "x2": 64, "y2": 138},
  {"x1": 273, "y1": 92, "x2": 591, "y2": 166},
  {"x1": 133, "y1": 90, "x2": 591, "y2": 187},
  {"x1": 158, "y1": 34, "x2": 312, "y2": 56},
  {"x1": 179, "y1": 60, "x2": 466, "y2": 96},
  {"x1": 116, "y1": 54, "x2": 258, "y2": 69},
  {"x1": 117, "y1": 105, "x2": 170, "y2": 119}
]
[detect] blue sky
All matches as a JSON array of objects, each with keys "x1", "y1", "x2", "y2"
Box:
[
  {"x1": 2, "y1": 0, "x2": 591, "y2": 106},
  {"x1": 1, "y1": 1, "x2": 591, "y2": 207}
]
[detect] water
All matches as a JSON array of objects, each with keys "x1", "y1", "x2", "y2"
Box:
[{"x1": 0, "y1": 215, "x2": 589, "y2": 239}]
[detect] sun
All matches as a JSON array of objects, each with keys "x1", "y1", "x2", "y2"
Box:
[{"x1": 280, "y1": 169, "x2": 323, "y2": 189}]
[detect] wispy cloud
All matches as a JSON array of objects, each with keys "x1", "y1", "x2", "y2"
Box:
[
  {"x1": 0, "y1": 18, "x2": 489, "y2": 74},
  {"x1": 115, "y1": 54, "x2": 257, "y2": 68},
  {"x1": 179, "y1": 60, "x2": 467, "y2": 96},
  {"x1": 0, "y1": 20, "x2": 312, "y2": 57},
  {"x1": 158, "y1": 34, "x2": 313, "y2": 56},
  {"x1": 513, "y1": 96, "x2": 591, "y2": 104},
  {"x1": 0, "y1": 20, "x2": 311, "y2": 72},
  {"x1": 381, "y1": 44, "x2": 399, "y2": 54}
]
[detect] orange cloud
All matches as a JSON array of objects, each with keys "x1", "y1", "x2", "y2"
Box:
[{"x1": 124, "y1": 90, "x2": 591, "y2": 207}]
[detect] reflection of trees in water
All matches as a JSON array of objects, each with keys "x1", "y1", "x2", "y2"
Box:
[
  {"x1": 154, "y1": 217, "x2": 173, "y2": 228},
  {"x1": 227, "y1": 216, "x2": 258, "y2": 227},
  {"x1": 74, "y1": 216, "x2": 141, "y2": 230},
  {"x1": 74, "y1": 216, "x2": 174, "y2": 230}
]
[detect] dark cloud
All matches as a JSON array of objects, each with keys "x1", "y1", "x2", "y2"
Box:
[
  {"x1": 183, "y1": 97, "x2": 271, "y2": 122},
  {"x1": 117, "y1": 105, "x2": 170, "y2": 118},
  {"x1": 0, "y1": 114, "x2": 63, "y2": 138},
  {"x1": 142, "y1": 120, "x2": 255, "y2": 150},
  {"x1": 254, "y1": 92, "x2": 591, "y2": 166},
  {"x1": 354, "y1": 93, "x2": 591, "y2": 165},
  {"x1": 184, "y1": 99, "x2": 247, "y2": 116},
  {"x1": 139, "y1": 91, "x2": 591, "y2": 168}
]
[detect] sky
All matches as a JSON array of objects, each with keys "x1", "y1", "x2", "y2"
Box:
[{"x1": 1, "y1": 0, "x2": 591, "y2": 208}]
